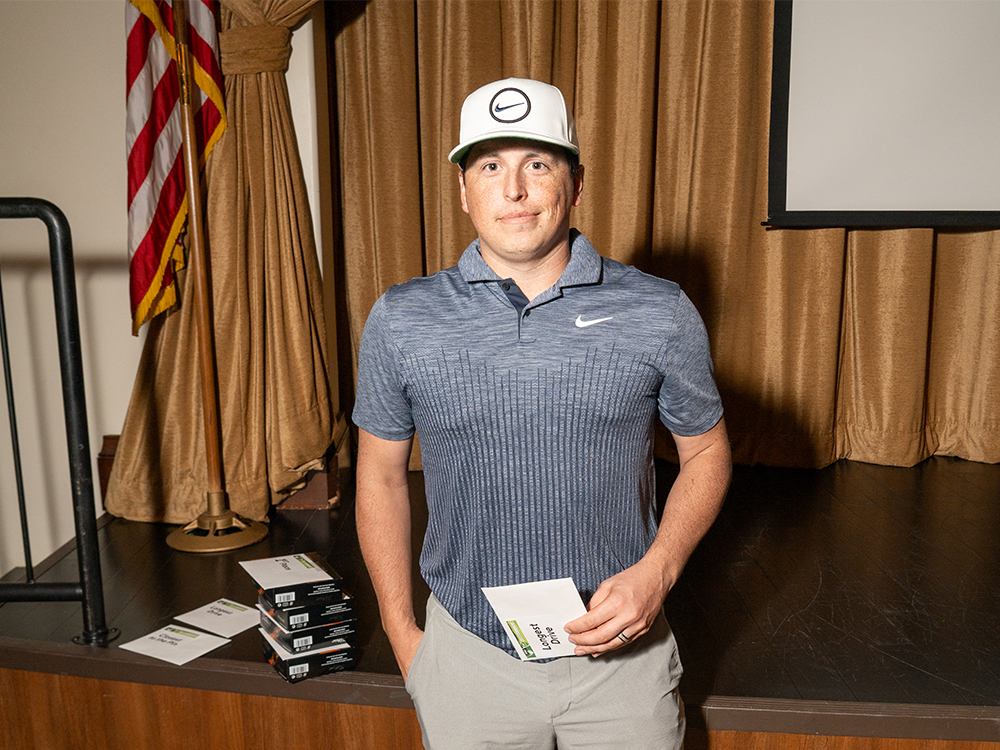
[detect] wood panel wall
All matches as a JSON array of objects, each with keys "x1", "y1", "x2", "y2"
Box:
[
  {"x1": 0, "y1": 668, "x2": 422, "y2": 750},
  {"x1": 1, "y1": 668, "x2": 996, "y2": 750},
  {"x1": 684, "y1": 729, "x2": 998, "y2": 750}
]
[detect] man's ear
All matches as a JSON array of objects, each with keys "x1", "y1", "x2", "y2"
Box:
[
  {"x1": 459, "y1": 170, "x2": 470, "y2": 214},
  {"x1": 572, "y1": 164, "x2": 585, "y2": 207}
]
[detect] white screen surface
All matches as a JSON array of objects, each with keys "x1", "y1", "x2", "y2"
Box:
[{"x1": 785, "y1": 0, "x2": 1000, "y2": 213}]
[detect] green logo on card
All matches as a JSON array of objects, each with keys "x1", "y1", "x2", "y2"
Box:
[
  {"x1": 294, "y1": 554, "x2": 316, "y2": 570},
  {"x1": 507, "y1": 620, "x2": 535, "y2": 659}
]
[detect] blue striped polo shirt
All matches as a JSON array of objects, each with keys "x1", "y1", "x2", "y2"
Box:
[{"x1": 353, "y1": 230, "x2": 723, "y2": 656}]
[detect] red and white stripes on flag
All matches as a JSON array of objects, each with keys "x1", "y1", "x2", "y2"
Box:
[{"x1": 125, "y1": 0, "x2": 225, "y2": 335}]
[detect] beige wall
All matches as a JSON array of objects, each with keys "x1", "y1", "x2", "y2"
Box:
[{"x1": 0, "y1": 1, "x2": 320, "y2": 575}]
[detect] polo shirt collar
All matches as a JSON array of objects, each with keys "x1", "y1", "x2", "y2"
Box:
[
  {"x1": 457, "y1": 229, "x2": 603, "y2": 289},
  {"x1": 458, "y1": 240, "x2": 503, "y2": 282},
  {"x1": 558, "y1": 230, "x2": 603, "y2": 288}
]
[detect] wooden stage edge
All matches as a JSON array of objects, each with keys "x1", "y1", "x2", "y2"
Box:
[{"x1": 2, "y1": 634, "x2": 998, "y2": 744}]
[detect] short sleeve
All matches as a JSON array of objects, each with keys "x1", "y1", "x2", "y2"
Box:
[
  {"x1": 352, "y1": 293, "x2": 416, "y2": 440},
  {"x1": 657, "y1": 291, "x2": 724, "y2": 436}
]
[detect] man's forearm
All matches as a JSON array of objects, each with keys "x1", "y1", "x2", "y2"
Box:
[
  {"x1": 357, "y1": 483, "x2": 417, "y2": 636},
  {"x1": 355, "y1": 431, "x2": 420, "y2": 642},
  {"x1": 647, "y1": 417, "x2": 732, "y2": 592}
]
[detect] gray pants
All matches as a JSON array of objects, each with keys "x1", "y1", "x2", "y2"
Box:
[{"x1": 405, "y1": 594, "x2": 686, "y2": 750}]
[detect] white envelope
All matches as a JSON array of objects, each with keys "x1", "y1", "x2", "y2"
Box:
[{"x1": 481, "y1": 577, "x2": 588, "y2": 661}]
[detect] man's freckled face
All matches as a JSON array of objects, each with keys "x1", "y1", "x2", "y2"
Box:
[{"x1": 459, "y1": 139, "x2": 583, "y2": 269}]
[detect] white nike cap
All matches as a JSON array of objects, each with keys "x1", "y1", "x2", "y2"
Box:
[{"x1": 448, "y1": 78, "x2": 579, "y2": 165}]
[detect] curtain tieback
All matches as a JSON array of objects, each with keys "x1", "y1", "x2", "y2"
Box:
[{"x1": 220, "y1": 25, "x2": 292, "y2": 75}]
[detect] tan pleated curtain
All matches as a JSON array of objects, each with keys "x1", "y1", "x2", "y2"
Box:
[
  {"x1": 106, "y1": 0, "x2": 334, "y2": 523},
  {"x1": 330, "y1": 0, "x2": 1000, "y2": 469}
]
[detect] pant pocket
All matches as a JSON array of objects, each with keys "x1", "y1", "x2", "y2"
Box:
[{"x1": 404, "y1": 598, "x2": 437, "y2": 695}]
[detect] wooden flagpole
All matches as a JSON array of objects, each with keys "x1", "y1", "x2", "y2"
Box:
[{"x1": 166, "y1": 0, "x2": 266, "y2": 552}]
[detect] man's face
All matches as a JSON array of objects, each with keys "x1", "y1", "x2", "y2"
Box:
[{"x1": 459, "y1": 139, "x2": 584, "y2": 270}]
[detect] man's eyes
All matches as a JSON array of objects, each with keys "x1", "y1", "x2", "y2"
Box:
[{"x1": 478, "y1": 160, "x2": 550, "y2": 172}]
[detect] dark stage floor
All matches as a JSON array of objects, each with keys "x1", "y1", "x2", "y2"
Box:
[{"x1": 2, "y1": 456, "x2": 999, "y2": 710}]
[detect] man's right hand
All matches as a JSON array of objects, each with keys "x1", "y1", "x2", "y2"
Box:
[{"x1": 390, "y1": 623, "x2": 425, "y2": 681}]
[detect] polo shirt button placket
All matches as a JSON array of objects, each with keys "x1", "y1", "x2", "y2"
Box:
[{"x1": 519, "y1": 307, "x2": 534, "y2": 343}]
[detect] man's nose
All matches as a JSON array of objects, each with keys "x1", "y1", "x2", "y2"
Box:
[{"x1": 504, "y1": 170, "x2": 526, "y2": 201}]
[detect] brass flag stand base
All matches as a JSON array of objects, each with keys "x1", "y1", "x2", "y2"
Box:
[{"x1": 167, "y1": 492, "x2": 268, "y2": 553}]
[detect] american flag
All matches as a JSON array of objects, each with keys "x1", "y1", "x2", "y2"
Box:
[{"x1": 125, "y1": 0, "x2": 225, "y2": 334}]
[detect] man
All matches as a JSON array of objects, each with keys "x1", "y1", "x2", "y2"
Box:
[{"x1": 354, "y1": 78, "x2": 731, "y2": 749}]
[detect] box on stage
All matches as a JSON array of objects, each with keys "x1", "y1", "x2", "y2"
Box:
[
  {"x1": 261, "y1": 628, "x2": 355, "y2": 682},
  {"x1": 257, "y1": 591, "x2": 355, "y2": 631},
  {"x1": 239, "y1": 552, "x2": 345, "y2": 609},
  {"x1": 240, "y1": 551, "x2": 358, "y2": 682},
  {"x1": 259, "y1": 604, "x2": 357, "y2": 653}
]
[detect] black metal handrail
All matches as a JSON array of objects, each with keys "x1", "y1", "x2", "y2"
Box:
[{"x1": 0, "y1": 197, "x2": 114, "y2": 645}]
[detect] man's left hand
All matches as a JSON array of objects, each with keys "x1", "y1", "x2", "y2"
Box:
[{"x1": 562, "y1": 558, "x2": 671, "y2": 656}]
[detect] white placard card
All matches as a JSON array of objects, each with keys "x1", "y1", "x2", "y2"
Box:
[
  {"x1": 175, "y1": 598, "x2": 260, "y2": 638},
  {"x1": 482, "y1": 578, "x2": 588, "y2": 661},
  {"x1": 120, "y1": 625, "x2": 230, "y2": 666}
]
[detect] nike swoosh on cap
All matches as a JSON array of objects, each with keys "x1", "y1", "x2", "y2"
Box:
[
  {"x1": 575, "y1": 315, "x2": 614, "y2": 328},
  {"x1": 494, "y1": 102, "x2": 525, "y2": 112}
]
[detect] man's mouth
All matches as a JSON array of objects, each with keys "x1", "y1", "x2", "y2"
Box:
[{"x1": 499, "y1": 211, "x2": 537, "y2": 223}]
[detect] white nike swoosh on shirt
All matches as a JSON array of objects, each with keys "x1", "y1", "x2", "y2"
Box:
[{"x1": 575, "y1": 315, "x2": 614, "y2": 328}]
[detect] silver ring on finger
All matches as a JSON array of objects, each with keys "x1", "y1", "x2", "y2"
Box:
[{"x1": 616, "y1": 631, "x2": 631, "y2": 644}]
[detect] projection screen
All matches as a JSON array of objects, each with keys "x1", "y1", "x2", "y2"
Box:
[{"x1": 767, "y1": 0, "x2": 1000, "y2": 228}]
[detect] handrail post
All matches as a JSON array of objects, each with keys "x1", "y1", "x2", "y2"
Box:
[{"x1": 0, "y1": 197, "x2": 115, "y2": 646}]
